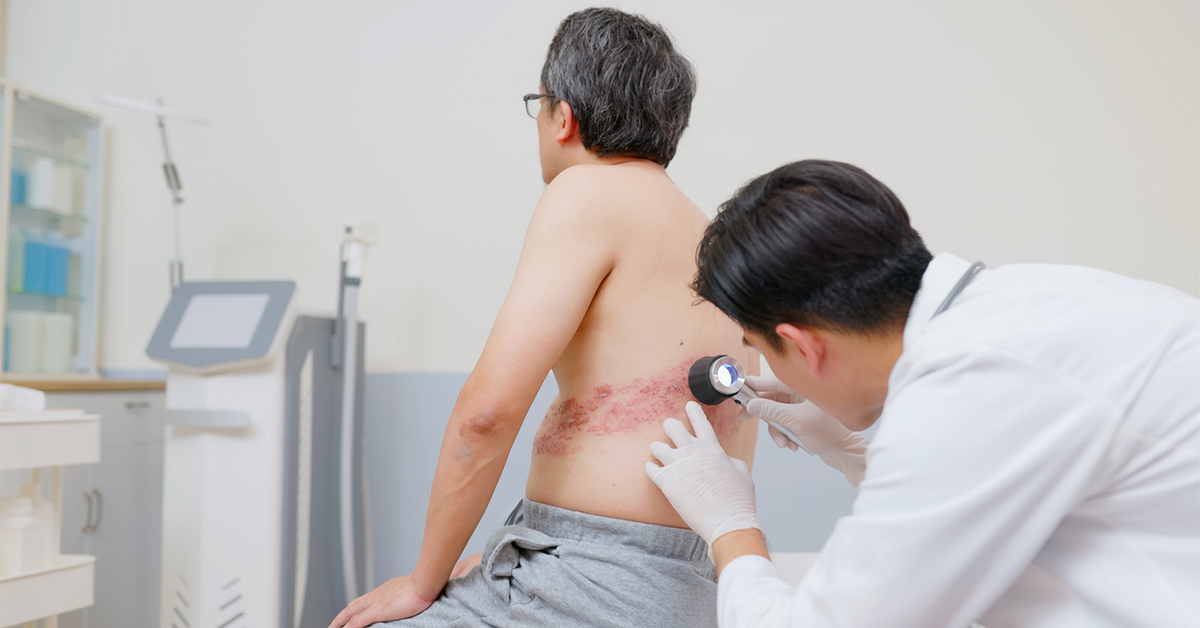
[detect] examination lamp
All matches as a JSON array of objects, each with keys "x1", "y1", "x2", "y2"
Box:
[
  {"x1": 96, "y1": 92, "x2": 209, "y2": 292},
  {"x1": 688, "y1": 355, "x2": 812, "y2": 454}
]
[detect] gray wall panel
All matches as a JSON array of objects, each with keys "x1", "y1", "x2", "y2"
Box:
[
  {"x1": 363, "y1": 373, "x2": 864, "y2": 584},
  {"x1": 363, "y1": 373, "x2": 558, "y2": 585}
]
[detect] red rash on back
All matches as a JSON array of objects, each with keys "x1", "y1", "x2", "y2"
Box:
[{"x1": 532, "y1": 357, "x2": 743, "y2": 456}]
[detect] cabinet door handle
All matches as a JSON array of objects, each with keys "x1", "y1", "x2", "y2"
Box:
[
  {"x1": 126, "y1": 401, "x2": 151, "y2": 410},
  {"x1": 90, "y1": 488, "x2": 103, "y2": 531},
  {"x1": 82, "y1": 490, "x2": 95, "y2": 532}
]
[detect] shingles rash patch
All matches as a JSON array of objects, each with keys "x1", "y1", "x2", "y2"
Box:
[{"x1": 533, "y1": 357, "x2": 742, "y2": 456}]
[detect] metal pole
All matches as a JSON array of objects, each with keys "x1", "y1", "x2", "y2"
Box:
[
  {"x1": 156, "y1": 97, "x2": 185, "y2": 291},
  {"x1": 169, "y1": 195, "x2": 183, "y2": 290},
  {"x1": 338, "y1": 238, "x2": 365, "y2": 603}
]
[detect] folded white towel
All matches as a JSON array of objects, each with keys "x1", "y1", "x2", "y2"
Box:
[{"x1": 0, "y1": 384, "x2": 47, "y2": 412}]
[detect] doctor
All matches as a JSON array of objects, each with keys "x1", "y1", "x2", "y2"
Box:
[{"x1": 647, "y1": 159, "x2": 1200, "y2": 627}]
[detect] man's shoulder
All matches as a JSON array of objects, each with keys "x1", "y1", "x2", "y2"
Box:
[
  {"x1": 551, "y1": 162, "x2": 655, "y2": 185},
  {"x1": 535, "y1": 163, "x2": 681, "y2": 230},
  {"x1": 545, "y1": 163, "x2": 661, "y2": 203}
]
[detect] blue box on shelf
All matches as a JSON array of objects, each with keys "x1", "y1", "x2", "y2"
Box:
[
  {"x1": 23, "y1": 240, "x2": 47, "y2": 294},
  {"x1": 46, "y1": 245, "x2": 70, "y2": 295}
]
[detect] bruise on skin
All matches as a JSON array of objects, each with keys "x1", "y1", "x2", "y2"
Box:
[
  {"x1": 709, "y1": 399, "x2": 743, "y2": 440},
  {"x1": 532, "y1": 357, "x2": 743, "y2": 456}
]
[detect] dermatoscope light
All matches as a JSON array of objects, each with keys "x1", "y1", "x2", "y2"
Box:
[{"x1": 688, "y1": 355, "x2": 812, "y2": 454}]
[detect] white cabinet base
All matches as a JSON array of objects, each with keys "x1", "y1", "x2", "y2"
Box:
[
  {"x1": 0, "y1": 554, "x2": 95, "y2": 627},
  {"x1": 1, "y1": 408, "x2": 101, "y2": 626}
]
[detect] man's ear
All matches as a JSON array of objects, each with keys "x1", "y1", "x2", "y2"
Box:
[
  {"x1": 775, "y1": 323, "x2": 825, "y2": 379},
  {"x1": 554, "y1": 100, "x2": 578, "y2": 144}
]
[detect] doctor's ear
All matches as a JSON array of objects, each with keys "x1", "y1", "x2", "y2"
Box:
[
  {"x1": 775, "y1": 323, "x2": 825, "y2": 378},
  {"x1": 553, "y1": 100, "x2": 578, "y2": 144}
]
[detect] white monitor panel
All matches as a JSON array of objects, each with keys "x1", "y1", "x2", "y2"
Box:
[
  {"x1": 146, "y1": 281, "x2": 296, "y2": 369},
  {"x1": 169, "y1": 293, "x2": 271, "y2": 349}
]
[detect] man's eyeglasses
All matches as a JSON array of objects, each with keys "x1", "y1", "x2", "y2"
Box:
[{"x1": 522, "y1": 93, "x2": 553, "y2": 119}]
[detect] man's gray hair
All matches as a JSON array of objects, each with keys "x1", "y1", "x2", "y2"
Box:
[{"x1": 540, "y1": 8, "x2": 696, "y2": 167}]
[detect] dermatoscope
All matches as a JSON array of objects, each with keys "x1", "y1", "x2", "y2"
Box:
[{"x1": 688, "y1": 356, "x2": 813, "y2": 455}]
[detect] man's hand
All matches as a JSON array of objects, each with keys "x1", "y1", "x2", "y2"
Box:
[
  {"x1": 645, "y1": 401, "x2": 760, "y2": 546},
  {"x1": 328, "y1": 575, "x2": 436, "y2": 628},
  {"x1": 745, "y1": 375, "x2": 870, "y2": 487},
  {"x1": 449, "y1": 551, "x2": 483, "y2": 579}
]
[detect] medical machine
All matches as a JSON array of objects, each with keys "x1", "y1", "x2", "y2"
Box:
[
  {"x1": 147, "y1": 229, "x2": 374, "y2": 628},
  {"x1": 688, "y1": 355, "x2": 811, "y2": 454}
]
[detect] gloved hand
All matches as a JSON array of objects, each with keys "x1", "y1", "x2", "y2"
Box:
[
  {"x1": 745, "y1": 375, "x2": 871, "y2": 488},
  {"x1": 646, "y1": 401, "x2": 760, "y2": 547}
]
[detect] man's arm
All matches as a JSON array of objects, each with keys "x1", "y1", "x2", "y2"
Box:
[
  {"x1": 713, "y1": 528, "x2": 769, "y2": 574},
  {"x1": 410, "y1": 169, "x2": 618, "y2": 595},
  {"x1": 331, "y1": 169, "x2": 619, "y2": 627}
]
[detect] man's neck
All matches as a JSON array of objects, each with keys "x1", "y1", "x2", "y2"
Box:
[
  {"x1": 875, "y1": 330, "x2": 905, "y2": 392},
  {"x1": 834, "y1": 328, "x2": 905, "y2": 430},
  {"x1": 554, "y1": 148, "x2": 664, "y2": 176}
]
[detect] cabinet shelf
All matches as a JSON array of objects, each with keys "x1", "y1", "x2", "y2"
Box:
[
  {"x1": 12, "y1": 143, "x2": 89, "y2": 169},
  {"x1": 10, "y1": 203, "x2": 87, "y2": 223},
  {"x1": 0, "y1": 406, "x2": 100, "y2": 625},
  {"x1": 7, "y1": 289, "x2": 86, "y2": 302},
  {"x1": 0, "y1": 554, "x2": 95, "y2": 627}
]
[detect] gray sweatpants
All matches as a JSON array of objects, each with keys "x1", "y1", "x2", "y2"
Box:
[{"x1": 379, "y1": 499, "x2": 717, "y2": 628}]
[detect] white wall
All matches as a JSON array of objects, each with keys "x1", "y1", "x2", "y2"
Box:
[{"x1": 5, "y1": 0, "x2": 1197, "y2": 373}]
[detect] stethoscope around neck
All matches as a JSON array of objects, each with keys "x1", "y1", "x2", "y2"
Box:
[{"x1": 687, "y1": 260, "x2": 986, "y2": 453}]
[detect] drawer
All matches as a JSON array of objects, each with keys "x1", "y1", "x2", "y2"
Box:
[
  {"x1": 45, "y1": 391, "x2": 165, "y2": 447},
  {"x1": 0, "y1": 412, "x2": 100, "y2": 471}
]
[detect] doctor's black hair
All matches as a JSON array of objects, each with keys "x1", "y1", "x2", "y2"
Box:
[
  {"x1": 541, "y1": 8, "x2": 696, "y2": 167},
  {"x1": 693, "y1": 160, "x2": 933, "y2": 351}
]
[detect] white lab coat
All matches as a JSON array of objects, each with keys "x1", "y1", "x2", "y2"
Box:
[{"x1": 719, "y1": 253, "x2": 1200, "y2": 628}]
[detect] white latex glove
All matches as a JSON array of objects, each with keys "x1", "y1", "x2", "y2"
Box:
[
  {"x1": 745, "y1": 375, "x2": 871, "y2": 488},
  {"x1": 645, "y1": 401, "x2": 760, "y2": 546}
]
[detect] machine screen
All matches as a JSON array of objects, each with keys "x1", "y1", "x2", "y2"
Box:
[{"x1": 169, "y1": 293, "x2": 271, "y2": 349}]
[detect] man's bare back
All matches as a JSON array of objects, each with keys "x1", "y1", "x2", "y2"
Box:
[
  {"x1": 329, "y1": 11, "x2": 739, "y2": 624},
  {"x1": 525, "y1": 161, "x2": 757, "y2": 529}
]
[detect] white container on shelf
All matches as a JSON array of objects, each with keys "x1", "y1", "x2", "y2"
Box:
[
  {"x1": 0, "y1": 497, "x2": 49, "y2": 577},
  {"x1": 25, "y1": 157, "x2": 55, "y2": 209},
  {"x1": 19, "y1": 483, "x2": 55, "y2": 542},
  {"x1": 6, "y1": 311, "x2": 44, "y2": 372},
  {"x1": 2, "y1": 311, "x2": 73, "y2": 373},
  {"x1": 41, "y1": 312, "x2": 74, "y2": 372}
]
